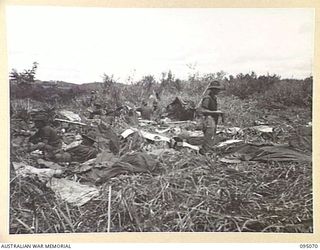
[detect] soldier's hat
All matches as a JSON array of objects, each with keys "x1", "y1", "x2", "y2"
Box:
[
  {"x1": 82, "y1": 131, "x2": 97, "y2": 143},
  {"x1": 208, "y1": 81, "x2": 225, "y2": 90}
]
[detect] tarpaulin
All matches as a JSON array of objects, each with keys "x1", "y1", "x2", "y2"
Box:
[
  {"x1": 77, "y1": 152, "x2": 159, "y2": 184},
  {"x1": 251, "y1": 125, "x2": 273, "y2": 133},
  {"x1": 47, "y1": 177, "x2": 100, "y2": 206},
  {"x1": 59, "y1": 110, "x2": 82, "y2": 122},
  {"x1": 221, "y1": 143, "x2": 311, "y2": 163},
  {"x1": 12, "y1": 162, "x2": 63, "y2": 182}
]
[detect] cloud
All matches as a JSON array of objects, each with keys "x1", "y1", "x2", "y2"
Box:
[
  {"x1": 231, "y1": 54, "x2": 296, "y2": 64},
  {"x1": 6, "y1": 7, "x2": 314, "y2": 82}
]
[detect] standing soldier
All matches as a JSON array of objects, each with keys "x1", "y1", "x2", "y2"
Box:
[
  {"x1": 149, "y1": 91, "x2": 159, "y2": 112},
  {"x1": 89, "y1": 90, "x2": 97, "y2": 106},
  {"x1": 198, "y1": 81, "x2": 225, "y2": 155}
]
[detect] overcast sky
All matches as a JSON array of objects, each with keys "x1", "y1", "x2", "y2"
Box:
[{"x1": 6, "y1": 6, "x2": 314, "y2": 84}]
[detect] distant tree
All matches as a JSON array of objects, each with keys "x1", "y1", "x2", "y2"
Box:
[
  {"x1": 225, "y1": 71, "x2": 281, "y2": 99},
  {"x1": 186, "y1": 62, "x2": 200, "y2": 82},
  {"x1": 102, "y1": 74, "x2": 117, "y2": 89},
  {"x1": 159, "y1": 70, "x2": 181, "y2": 93},
  {"x1": 201, "y1": 71, "x2": 227, "y2": 83},
  {"x1": 138, "y1": 75, "x2": 156, "y2": 91},
  {"x1": 302, "y1": 76, "x2": 313, "y2": 107},
  {"x1": 126, "y1": 75, "x2": 157, "y2": 102},
  {"x1": 125, "y1": 69, "x2": 137, "y2": 85},
  {"x1": 10, "y1": 62, "x2": 39, "y2": 85},
  {"x1": 102, "y1": 73, "x2": 121, "y2": 107}
]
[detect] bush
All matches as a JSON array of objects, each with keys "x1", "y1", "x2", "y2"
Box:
[
  {"x1": 225, "y1": 72, "x2": 280, "y2": 99},
  {"x1": 10, "y1": 83, "x2": 86, "y2": 104},
  {"x1": 10, "y1": 62, "x2": 38, "y2": 85},
  {"x1": 261, "y1": 78, "x2": 312, "y2": 108},
  {"x1": 223, "y1": 73, "x2": 312, "y2": 109}
]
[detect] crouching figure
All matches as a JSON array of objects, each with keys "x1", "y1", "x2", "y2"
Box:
[
  {"x1": 63, "y1": 131, "x2": 99, "y2": 163},
  {"x1": 29, "y1": 112, "x2": 63, "y2": 161}
]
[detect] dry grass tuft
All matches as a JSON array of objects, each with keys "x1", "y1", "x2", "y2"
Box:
[{"x1": 10, "y1": 149, "x2": 313, "y2": 233}]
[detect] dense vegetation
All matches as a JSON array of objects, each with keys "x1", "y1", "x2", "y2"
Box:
[{"x1": 10, "y1": 63, "x2": 312, "y2": 111}]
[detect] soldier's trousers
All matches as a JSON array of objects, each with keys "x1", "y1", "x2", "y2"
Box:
[{"x1": 202, "y1": 115, "x2": 218, "y2": 152}]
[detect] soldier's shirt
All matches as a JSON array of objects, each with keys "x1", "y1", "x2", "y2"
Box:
[
  {"x1": 29, "y1": 125, "x2": 61, "y2": 148},
  {"x1": 201, "y1": 95, "x2": 217, "y2": 112}
]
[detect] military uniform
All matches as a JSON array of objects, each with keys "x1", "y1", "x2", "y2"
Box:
[
  {"x1": 29, "y1": 114, "x2": 62, "y2": 160},
  {"x1": 29, "y1": 125, "x2": 62, "y2": 149},
  {"x1": 149, "y1": 94, "x2": 159, "y2": 111},
  {"x1": 199, "y1": 81, "x2": 224, "y2": 154},
  {"x1": 89, "y1": 91, "x2": 97, "y2": 106},
  {"x1": 66, "y1": 131, "x2": 98, "y2": 163},
  {"x1": 201, "y1": 95, "x2": 219, "y2": 152},
  {"x1": 66, "y1": 144, "x2": 98, "y2": 163}
]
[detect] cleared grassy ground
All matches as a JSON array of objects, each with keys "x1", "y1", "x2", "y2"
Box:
[{"x1": 9, "y1": 91, "x2": 313, "y2": 233}]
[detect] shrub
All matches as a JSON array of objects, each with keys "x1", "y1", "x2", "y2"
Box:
[
  {"x1": 261, "y1": 78, "x2": 312, "y2": 108},
  {"x1": 225, "y1": 72, "x2": 280, "y2": 99},
  {"x1": 159, "y1": 70, "x2": 182, "y2": 96},
  {"x1": 10, "y1": 62, "x2": 38, "y2": 85}
]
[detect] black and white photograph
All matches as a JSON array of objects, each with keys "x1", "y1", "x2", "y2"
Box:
[{"x1": 6, "y1": 6, "x2": 314, "y2": 234}]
